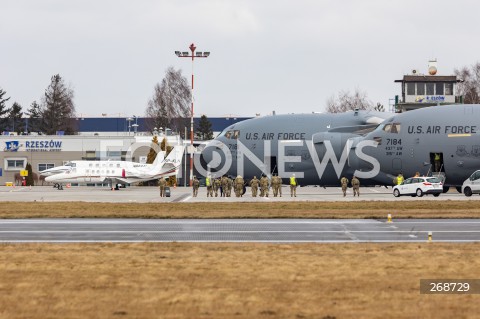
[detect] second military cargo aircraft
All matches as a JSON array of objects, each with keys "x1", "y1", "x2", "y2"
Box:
[{"x1": 200, "y1": 105, "x2": 480, "y2": 192}]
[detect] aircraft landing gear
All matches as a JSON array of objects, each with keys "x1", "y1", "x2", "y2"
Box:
[{"x1": 54, "y1": 183, "x2": 64, "y2": 190}]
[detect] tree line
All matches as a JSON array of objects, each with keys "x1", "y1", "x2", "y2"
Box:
[
  {"x1": 1, "y1": 74, "x2": 76, "y2": 134},
  {"x1": 3, "y1": 61, "x2": 479, "y2": 137},
  {"x1": 1, "y1": 68, "x2": 215, "y2": 139}
]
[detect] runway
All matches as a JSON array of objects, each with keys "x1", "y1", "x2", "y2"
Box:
[{"x1": 1, "y1": 219, "x2": 480, "y2": 243}]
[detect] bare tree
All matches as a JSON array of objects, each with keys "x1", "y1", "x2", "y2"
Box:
[
  {"x1": 325, "y1": 88, "x2": 374, "y2": 113},
  {"x1": 455, "y1": 62, "x2": 480, "y2": 104},
  {"x1": 146, "y1": 67, "x2": 191, "y2": 132},
  {"x1": 41, "y1": 74, "x2": 76, "y2": 135}
]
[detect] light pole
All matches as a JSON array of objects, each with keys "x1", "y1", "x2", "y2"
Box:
[{"x1": 175, "y1": 43, "x2": 210, "y2": 186}]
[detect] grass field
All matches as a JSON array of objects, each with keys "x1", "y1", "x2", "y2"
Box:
[
  {"x1": 1, "y1": 202, "x2": 479, "y2": 318},
  {"x1": 1, "y1": 201, "x2": 480, "y2": 219},
  {"x1": 1, "y1": 243, "x2": 479, "y2": 319}
]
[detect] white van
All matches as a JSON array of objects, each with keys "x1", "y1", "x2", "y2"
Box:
[{"x1": 461, "y1": 170, "x2": 480, "y2": 196}]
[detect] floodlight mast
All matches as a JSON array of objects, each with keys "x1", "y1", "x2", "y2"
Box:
[{"x1": 174, "y1": 43, "x2": 210, "y2": 186}]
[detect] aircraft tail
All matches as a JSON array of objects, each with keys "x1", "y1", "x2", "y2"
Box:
[
  {"x1": 152, "y1": 150, "x2": 166, "y2": 167},
  {"x1": 152, "y1": 145, "x2": 185, "y2": 177}
]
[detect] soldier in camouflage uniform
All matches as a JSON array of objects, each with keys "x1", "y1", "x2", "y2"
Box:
[
  {"x1": 158, "y1": 177, "x2": 167, "y2": 197},
  {"x1": 351, "y1": 175, "x2": 360, "y2": 197},
  {"x1": 192, "y1": 176, "x2": 200, "y2": 197},
  {"x1": 226, "y1": 177, "x2": 233, "y2": 197},
  {"x1": 249, "y1": 176, "x2": 259, "y2": 197},
  {"x1": 260, "y1": 175, "x2": 269, "y2": 197},
  {"x1": 277, "y1": 175, "x2": 282, "y2": 197},
  {"x1": 234, "y1": 175, "x2": 244, "y2": 197},
  {"x1": 213, "y1": 177, "x2": 221, "y2": 197},
  {"x1": 340, "y1": 176, "x2": 349, "y2": 197},
  {"x1": 221, "y1": 176, "x2": 228, "y2": 197},
  {"x1": 271, "y1": 174, "x2": 279, "y2": 197}
]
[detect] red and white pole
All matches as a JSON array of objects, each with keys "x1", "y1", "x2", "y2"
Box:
[{"x1": 189, "y1": 43, "x2": 196, "y2": 186}]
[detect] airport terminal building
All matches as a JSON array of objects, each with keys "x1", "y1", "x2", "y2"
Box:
[{"x1": 0, "y1": 116, "x2": 250, "y2": 185}]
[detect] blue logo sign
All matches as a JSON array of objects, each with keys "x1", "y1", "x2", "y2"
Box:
[{"x1": 4, "y1": 141, "x2": 19, "y2": 152}]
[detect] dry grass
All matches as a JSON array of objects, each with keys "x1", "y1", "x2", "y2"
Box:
[
  {"x1": 1, "y1": 201, "x2": 480, "y2": 219},
  {"x1": 1, "y1": 243, "x2": 479, "y2": 318}
]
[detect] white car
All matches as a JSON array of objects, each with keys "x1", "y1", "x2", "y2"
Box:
[
  {"x1": 393, "y1": 176, "x2": 443, "y2": 197},
  {"x1": 461, "y1": 170, "x2": 480, "y2": 197}
]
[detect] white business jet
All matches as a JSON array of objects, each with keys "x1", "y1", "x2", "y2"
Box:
[{"x1": 40, "y1": 145, "x2": 184, "y2": 190}]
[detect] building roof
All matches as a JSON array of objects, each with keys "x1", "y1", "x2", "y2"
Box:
[
  {"x1": 394, "y1": 75, "x2": 459, "y2": 83},
  {"x1": 75, "y1": 117, "x2": 251, "y2": 133}
]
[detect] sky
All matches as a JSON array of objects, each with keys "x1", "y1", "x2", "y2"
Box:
[{"x1": 2, "y1": 0, "x2": 480, "y2": 118}]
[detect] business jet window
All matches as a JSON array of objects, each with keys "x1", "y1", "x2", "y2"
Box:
[
  {"x1": 232, "y1": 130, "x2": 240, "y2": 139},
  {"x1": 117, "y1": 164, "x2": 121, "y2": 168}
]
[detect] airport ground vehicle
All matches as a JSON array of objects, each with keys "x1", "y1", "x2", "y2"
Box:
[
  {"x1": 461, "y1": 170, "x2": 480, "y2": 197},
  {"x1": 392, "y1": 177, "x2": 443, "y2": 197}
]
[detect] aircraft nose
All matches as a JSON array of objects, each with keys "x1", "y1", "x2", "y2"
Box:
[{"x1": 200, "y1": 140, "x2": 228, "y2": 173}]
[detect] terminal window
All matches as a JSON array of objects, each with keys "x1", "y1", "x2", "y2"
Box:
[
  {"x1": 445, "y1": 83, "x2": 453, "y2": 95},
  {"x1": 407, "y1": 83, "x2": 415, "y2": 95},
  {"x1": 5, "y1": 159, "x2": 26, "y2": 171},
  {"x1": 416, "y1": 82, "x2": 425, "y2": 95},
  {"x1": 426, "y1": 82, "x2": 435, "y2": 95},
  {"x1": 436, "y1": 83, "x2": 444, "y2": 95}
]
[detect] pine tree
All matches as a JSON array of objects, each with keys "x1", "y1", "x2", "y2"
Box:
[
  {"x1": 196, "y1": 114, "x2": 213, "y2": 140},
  {"x1": 41, "y1": 74, "x2": 76, "y2": 134},
  {"x1": 0, "y1": 88, "x2": 11, "y2": 131},
  {"x1": 25, "y1": 163, "x2": 34, "y2": 186},
  {"x1": 26, "y1": 100, "x2": 42, "y2": 133},
  {"x1": 8, "y1": 102, "x2": 24, "y2": 134}
]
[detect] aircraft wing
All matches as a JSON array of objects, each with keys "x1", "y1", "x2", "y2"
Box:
[{"x1": 327, "y1": 124, "x2": 379, "y2": 135}]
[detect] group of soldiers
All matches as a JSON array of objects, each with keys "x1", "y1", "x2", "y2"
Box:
[
  {"x1": 191, "y1": 173, "x2": 297, "y2": 198},
  {"x1": 190, "y1": 174, "x2": 366, "y2": 198},
  {"x1": 192, "y1": 175, "x2": 244, "y2": 198},
  {"x1": 340, "y1": 175, "x2": 360, "y2": 197}
]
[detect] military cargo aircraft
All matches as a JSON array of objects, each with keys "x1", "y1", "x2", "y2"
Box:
[
  {"x1": 200, "y1": 105, "x2": 480, "y2": 192},
  {"x1": 199, "y1": 110, "x2": 389, "y2": 186},
  {"x1": 40, "y1": 145, "x2": 184, "y2": 190}
]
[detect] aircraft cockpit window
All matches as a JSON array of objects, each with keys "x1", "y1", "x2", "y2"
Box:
[
  {"x1": 225, "y1": 131, "x2": 232, "y2": 139},
  {"x1": 65, "y1": 162, "x2": 76, "y2": 167},
  {"x1": 391, "y1": 123, "x2": 401, "y2": 134},
  {"x1": 232, "y1": 130, "x2": 240, "y2": 139},
  {"x1": 383, "y1": 123, "x2": 401, "y2": 134}
]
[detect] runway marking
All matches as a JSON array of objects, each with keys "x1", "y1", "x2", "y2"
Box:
[{"x1": 2, "y1": 230, "x2": 480, "y2": 233}]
